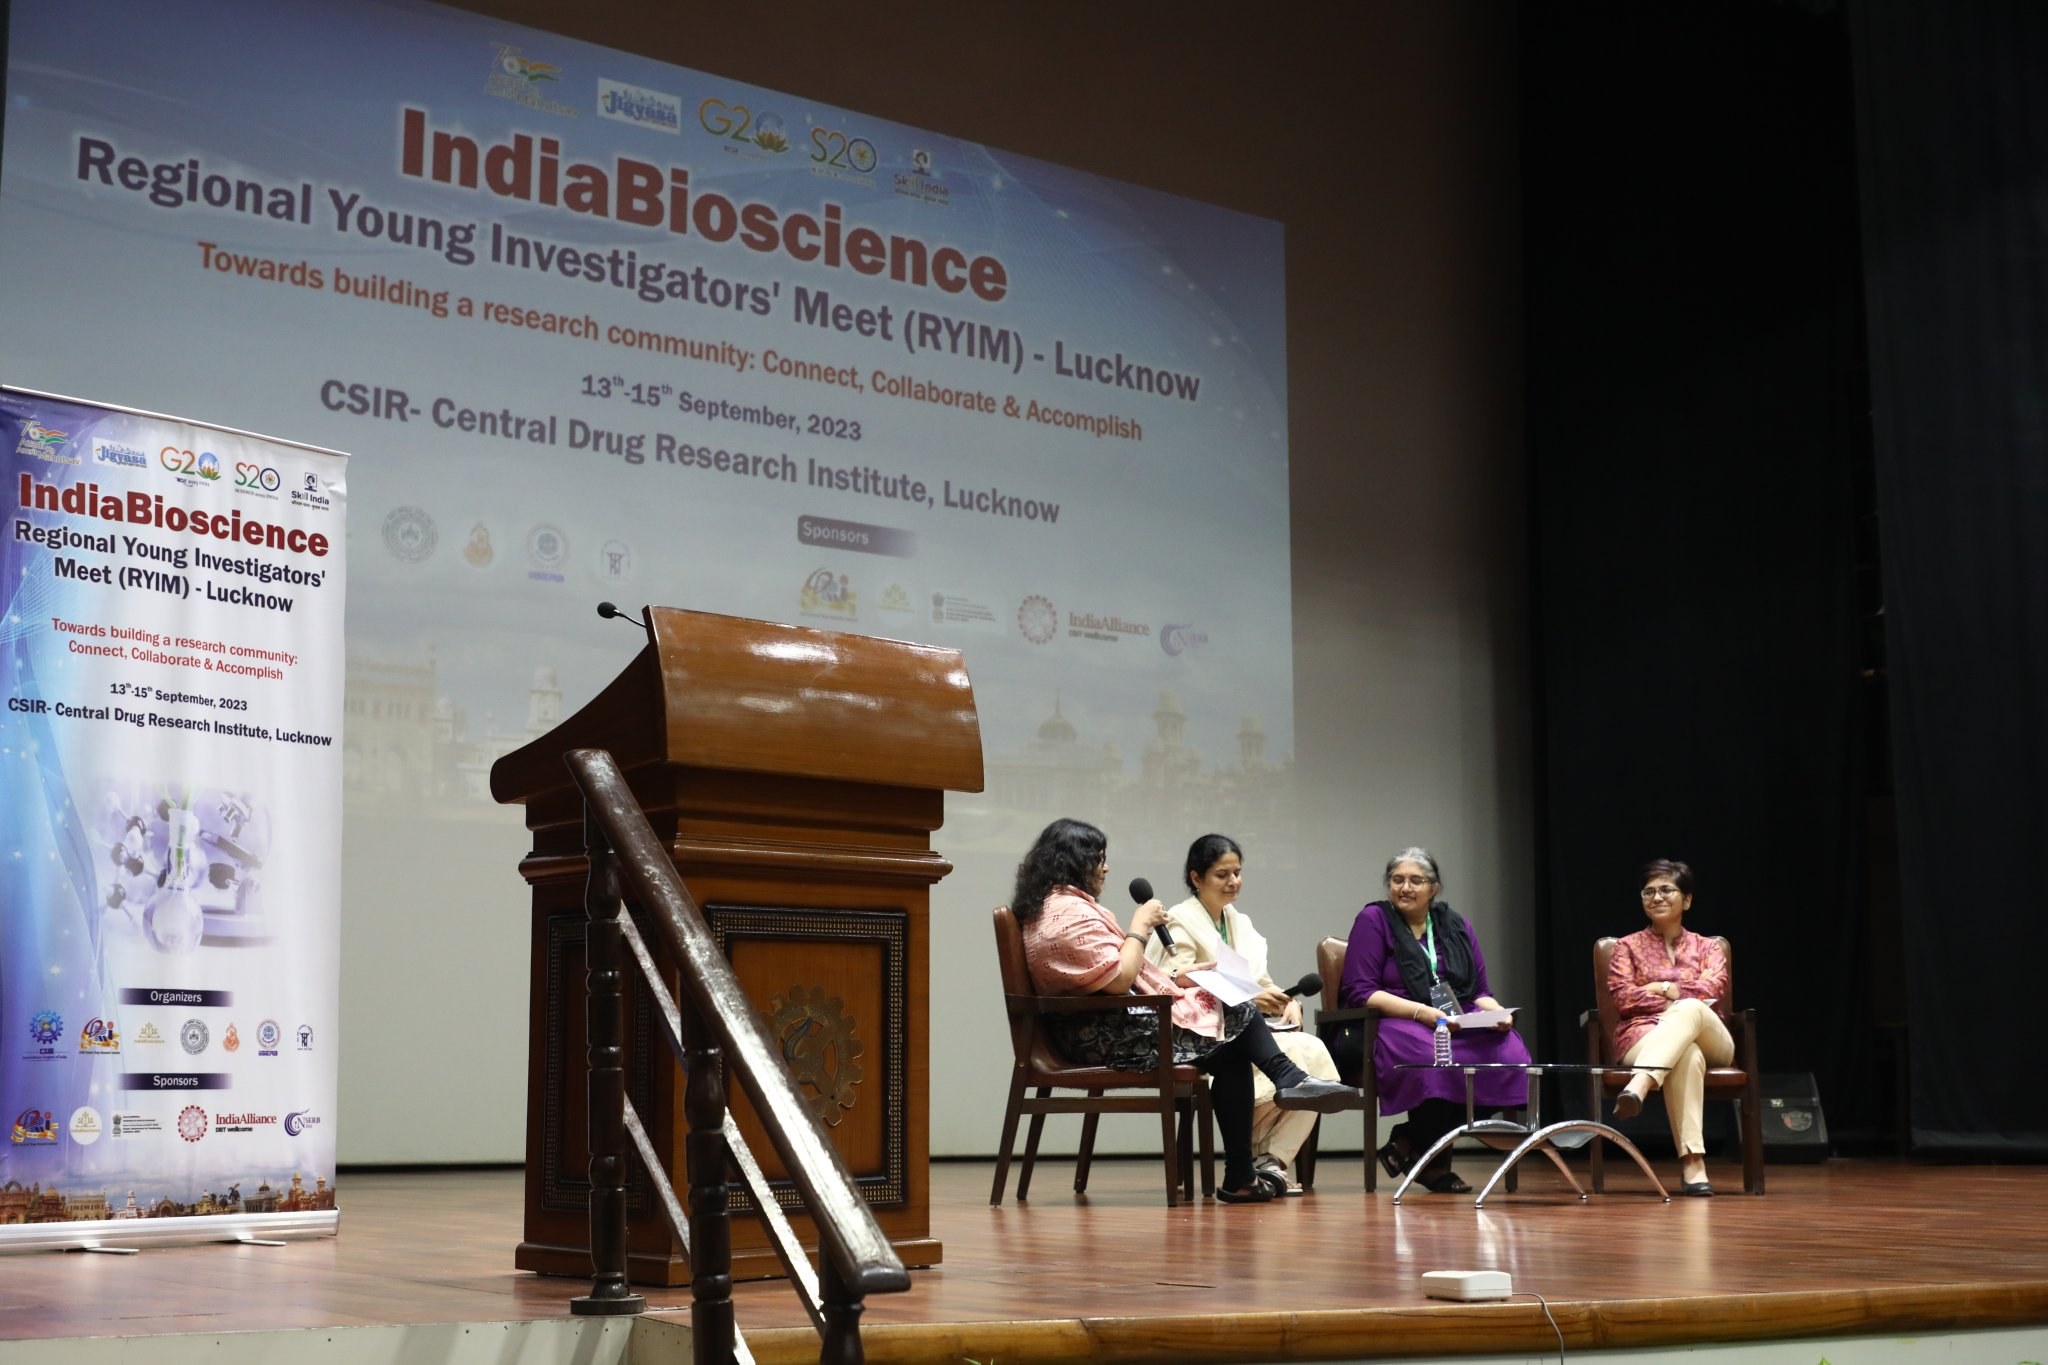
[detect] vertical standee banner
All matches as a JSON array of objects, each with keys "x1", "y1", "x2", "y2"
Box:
[{"x1": 0, "y1": 388, "x2": 346, "y2": 1247}]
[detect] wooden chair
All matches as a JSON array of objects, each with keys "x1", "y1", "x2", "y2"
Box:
[
  {"x1": 1582, "y1": 935, "x2": 1765, "y2": 1194},
  {"x1": 989, "y1": 906, "x2": 1214, "y2": 1206},
  {"x1": 1306, "y1": 936, "x2": 1380, "y2": 1189}
]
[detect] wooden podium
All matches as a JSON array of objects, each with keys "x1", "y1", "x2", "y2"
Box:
[{"x1": 490, "y1": 608, "x2": 983, "y2": 1285}]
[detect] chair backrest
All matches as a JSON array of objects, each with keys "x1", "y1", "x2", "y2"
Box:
[
  {"x1": 1316, "y1": 936, "x2": 1346, "y2": 1008},
  {"x1": 992, "y1": 905, "x2": 1055, "y2": 1070},
  {"x1": 1591, "y1": 934, "x2": 1737, "y2": 1064},
  {"x1": 992, "y1": 904, "x2": 1033, "y2": 997}
]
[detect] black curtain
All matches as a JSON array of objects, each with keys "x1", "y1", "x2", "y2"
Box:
[
  {"x1": 1524, "y1": 3, "x2": 1880, "y2": 1139},
  {"x1": 1850, "y1": 0, "x2": 2048, "y2": 1153}
]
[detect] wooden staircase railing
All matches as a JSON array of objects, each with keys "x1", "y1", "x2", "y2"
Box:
[{"x1": 561, "y1": 747, "x2": 911, "y2": 1365}]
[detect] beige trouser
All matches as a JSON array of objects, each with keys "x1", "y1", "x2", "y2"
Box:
[
  {"x1": 1249, "y1": 1028, "x2": 1341, "y2": 1175},
  {"x1": 1620, "y1": 998, "x2": 1735, "y2": 1158}
]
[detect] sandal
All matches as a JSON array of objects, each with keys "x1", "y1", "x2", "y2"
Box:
[
  {"x1": 1216, "y1": 1180, "x2": 1277, "y2": 1204},
  {"x1": 1376, "y1": 1138, "x2": 1418, "y2": 1179}
]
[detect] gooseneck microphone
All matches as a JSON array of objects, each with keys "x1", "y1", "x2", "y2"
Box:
[
  {"x1": 1283, "y1": 972, "x2": 1323, "y2": 999},
  {"x1": 596, "y1": 600, "x2": 649, "y2": 630},
  {"x1": 1128, "y1": 877, "x2": 1174, "y2": 952}
]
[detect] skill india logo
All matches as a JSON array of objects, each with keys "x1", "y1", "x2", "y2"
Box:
[{"x1": 17, "y1": 420, "x2": 75, "y2": 463}]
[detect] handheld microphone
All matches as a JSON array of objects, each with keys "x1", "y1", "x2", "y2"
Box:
[
  {"x1": 1128, "y1": 877, "x2": 1174, "y2": 952},
  {"x1": 1283, "y1": 972, "x2": 1323, "y2": 999},
  {"x1": 596, "y1": 600, "x2": 649, "y2": 630}
]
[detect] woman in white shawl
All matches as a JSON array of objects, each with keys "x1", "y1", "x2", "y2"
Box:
[{"x1": 1145, "y1": 833, "x2": 1341, "y2": 1194}]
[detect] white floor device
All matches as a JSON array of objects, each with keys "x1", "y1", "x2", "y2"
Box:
[{"x1": 1421, "y1": 1269, "x2": 1513, "y2": 1301}]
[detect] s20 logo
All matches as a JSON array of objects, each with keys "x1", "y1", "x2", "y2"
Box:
[{"x1": 234, "y1": 461, "x2": 282, "y2": 491}]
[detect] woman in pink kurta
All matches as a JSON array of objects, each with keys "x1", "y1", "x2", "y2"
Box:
[
  {"x1": 1012, "y1": 818, "x2": 1357, "y2": 1203},
  {"x1": 1607, "y1": 858, "x2": 1734, "y2": 1195}
]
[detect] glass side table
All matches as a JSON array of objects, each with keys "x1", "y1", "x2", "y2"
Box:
[{"x1": 1391, "y1": 1062, "x2": 1672, "y2": 1207}]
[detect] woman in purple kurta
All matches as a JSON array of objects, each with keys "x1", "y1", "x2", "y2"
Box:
[{"x1": 1336, "y1": 847, "x2": 1530, "y2": 1192}]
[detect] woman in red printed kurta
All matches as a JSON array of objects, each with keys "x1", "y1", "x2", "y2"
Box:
[
  {"x1": 1012, "y1": 818, "x2": 1357, "y2": 1204},
  {"x1": 1608, "y1": 858, "x2": 1733, "y2": 1195}
]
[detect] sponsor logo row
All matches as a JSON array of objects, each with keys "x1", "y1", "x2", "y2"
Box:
[
  {"x1": 11, "y1": 1104, "x2": 321, "y2": 1146},
  {"x1": 801, "y1": 575, "x2": 1211, "y2": 657}
]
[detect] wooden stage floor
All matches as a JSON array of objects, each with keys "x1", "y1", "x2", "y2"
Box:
[{"x1": 3, "y1": 1155, "x2": 2046, "y2": 1361}]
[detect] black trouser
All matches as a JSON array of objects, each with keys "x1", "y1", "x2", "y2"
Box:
[{"x1": 1193, "y1": 1014, "x2": 1308, "y2": 1190}]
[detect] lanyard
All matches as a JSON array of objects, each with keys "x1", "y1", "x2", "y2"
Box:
[{"x1": 1421, "y1": 915, "x2": 1438, "y2": 974}]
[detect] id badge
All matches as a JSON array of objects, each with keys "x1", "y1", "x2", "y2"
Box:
[{"x1": 1428, "y1": 975, "x2": 1460, "y2": 1017}]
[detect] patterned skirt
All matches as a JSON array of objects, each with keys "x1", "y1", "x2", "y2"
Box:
[{"x1": 1045, "y1": 999, "x2": 1261, "y2": 1072}]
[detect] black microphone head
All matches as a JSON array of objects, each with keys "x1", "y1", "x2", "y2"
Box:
[
  {"x1": 1289, "y1": 971, "x2": 1323, "y2": 998},
  {"x1": 596, "y1": 601, "x2": 620, "y2": 619},
  {"x1": 1128, "y1": 877, "x2": 1153, "y2": 904}
]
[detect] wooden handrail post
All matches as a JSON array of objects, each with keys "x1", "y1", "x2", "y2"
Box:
[
  {"x1": 818, "y1": 1255, "x2": 868, "y2": 1365},
  {"x1": 684, "y1": 998, "x2": 737, "y2": 1364},
  {"x1": 572, "y1": 806, "x2": 646, "y2": 1318}
]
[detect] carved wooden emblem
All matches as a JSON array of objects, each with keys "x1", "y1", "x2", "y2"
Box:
[{"x1": 767, "y1": 985, "x2": 865, "y2": 1126}]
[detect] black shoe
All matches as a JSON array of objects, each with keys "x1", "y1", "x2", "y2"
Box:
[
  {"x1": 1273, "y1": 1078, "x2": 1360, "y2": 1113},
  {"x1": 1679, "y1": 1180, "x2": 1714, "y2": 1197},
  {"x1": 1216, "y1": 1180, "x2": 1277, "y2": 1204},
  {"x1": 1419, "y1": 1167, "x2": 1473, "y2": 1195},
  {"x1": 1613, "y1": 1088, "x2": 1644, "y2": 1120}
]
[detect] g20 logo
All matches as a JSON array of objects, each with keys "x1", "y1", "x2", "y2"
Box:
[
  {"x1": 698, "y1": 97, "x2": 789, "y2": 154},
  {"x1": 810, "y1": 126, "x2": 877, "y2": 174},
  {"x1": 161, "y1": 446, "x2": 223, "y2": 481},
  {"x1": 235, "y1": 460, "x2": 282, "y2": 492}
]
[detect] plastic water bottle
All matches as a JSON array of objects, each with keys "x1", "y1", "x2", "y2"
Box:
[{"x1": 1432, "y1": 1016, "x2": 1454, "y2": 1067}]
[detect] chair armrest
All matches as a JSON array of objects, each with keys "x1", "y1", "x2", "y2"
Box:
[{"x1": 1313, "y1": 1005, "x2": 1373, "y2": 1030}]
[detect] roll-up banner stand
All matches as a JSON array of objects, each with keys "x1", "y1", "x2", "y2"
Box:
[{"x1": 0, "y1": 387, "x2": 346, "y2": 1249}]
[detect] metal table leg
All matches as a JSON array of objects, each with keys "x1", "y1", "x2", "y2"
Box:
[{"x1": 1472, "y1": 1121, "x2": 1672, "y2": 1207}]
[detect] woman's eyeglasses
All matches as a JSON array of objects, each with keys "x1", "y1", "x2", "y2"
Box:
[
  {"x1": 1388, "y1": 875, "x2": 1434, "y2": 890},
  {"x1": 1640, "y1": 885, "x2": 1683, "y2": 901}
]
